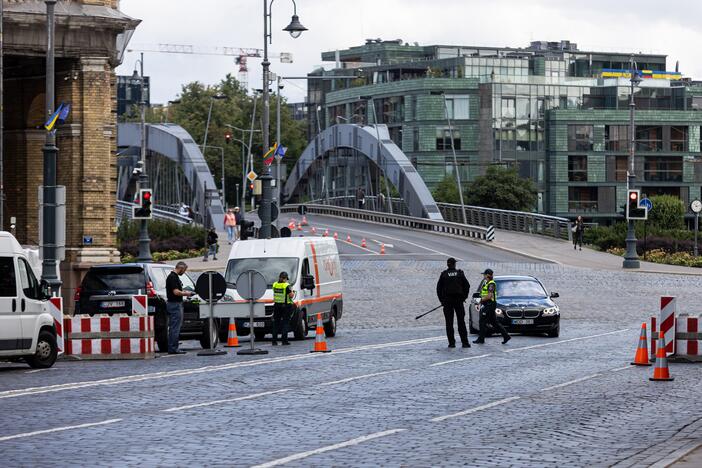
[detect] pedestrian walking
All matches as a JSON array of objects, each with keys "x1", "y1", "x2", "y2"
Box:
[
  {"x1": 436, "y1": 257, "x2": 471, "y2": 348},
  {"x1": 203, "y1": 228, "x2": 218, "y2": 261},
  {"x1": 474, "y1": 268, "x2": 511, "y2": 345},
  {"x1": 224, "y1": 209, "x2": 237, "y2": 244},
  {"x1": 165, "y1": 262, "x2": 195, "y2": 354},
  {"x1": 573, "y1": 216, "x2": 584, "y2": 251},
  {"x1": 271, "y1": 271, "x2": 295, "y2": 346},
  {"x1": 233, "y1": 207, "x2": 242, "y2": 240},
  {"x1": 356, "y1": 187, "x2": 366, "y2": 209}
]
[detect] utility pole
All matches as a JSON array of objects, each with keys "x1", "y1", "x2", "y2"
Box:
[
  {"x1": 0, "y1": 0, "x2": 4, "y2": 230},
  {"x1": 136, "y1": 52, "x2": 152, "y2": 262},
  {"x1": 623, "y1": 56, "x2": 641, "y2": 269},
  {"x1": 275, "y1": 75, "x2": 282, "y2": 230},
  {"x1": 41, "y1": 0, "x2": 61, "y2": 292}
]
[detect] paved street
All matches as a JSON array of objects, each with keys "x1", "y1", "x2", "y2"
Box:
[{"x1": 2, "y1": 247, "x2": 702, "y2": 466}]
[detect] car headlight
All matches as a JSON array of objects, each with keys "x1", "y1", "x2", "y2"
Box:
[
  {"x1": 542, "y1": 306, "x2": 559, "y2": 316},
  {"x1": 495, "y1": 308, "x2": 504, "y2": 317}
]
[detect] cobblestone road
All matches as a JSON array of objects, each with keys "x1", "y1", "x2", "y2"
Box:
[{"x1": 1, "y1": 260, "x2": 701, "y2": 467}]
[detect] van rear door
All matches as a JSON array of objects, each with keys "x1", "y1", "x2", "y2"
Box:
[{"x1": 0, "y1": 256, "x2": 21, "y2": 353}]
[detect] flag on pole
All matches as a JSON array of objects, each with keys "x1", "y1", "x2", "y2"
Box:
[
  {"x1": 274, "y1": 145, "x2": 287, "y2": 160},
  {"x1": 44, "y1": 103, "x2": 64, "y2": 131},
  {"x1": 57, "y1": 103, "x2": 71, "y2": 124},
  {"x1": 263, "y1": 142, "x2": 278, "y2": 166}
]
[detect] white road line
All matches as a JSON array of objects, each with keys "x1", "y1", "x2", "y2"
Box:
[
  {"x1": 429, "y1": 353, "x2": 492, "y2": 367},
  {"x1": 370, "y1": 239, "x2": 394, "y2": 248},
  {"x1": 503, "y1": 329, "x2": 630, "y2": 353},
  {"x1": 251, "y1": 428, "x2": 407, "y2": 468},
  {"x1": 541, "y1": 373, "x2": 601, "y2": 391},
  {"x1": 0, "y1": 336, "x2": 444, "y2": 400},
  {"x1": 610, "y1": 365, "x2": 635, "y2": 372},
  {"x1": 24, "y1": 368, "x2": 53, "y2": 374},
  {"x1": 0, "y1": 418, "x2": 122, "y2": 443},
  {"x1": 339, "y1": 240, "x2": 379, "y2": 255},
  {"x1": 162, "y1": 389, "x2": 292, "y2": 413},
  {"x1": 430, "y1": 396, "x2": 520, "y2": 422},
  {"x1": 318, "y1": 369, "x2": 409, "y2": 386}
]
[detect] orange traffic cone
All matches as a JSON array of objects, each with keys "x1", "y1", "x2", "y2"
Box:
[
  {"x1": 311, "y1": 227, "x2": 317, "y2": 235},
  {"x1": 297, "y1": 223, "x2": 303, "y2": 231},
  {"x1": 225, "y1": 321, "x2": 240, "y2": 348},
  {"x1": 333, "y1": 232, "x2": 338, "y2": 240},
  {"x1": 631, "y1": 322, "x2": 652, "y2": 366},
  {"x1": 650, "y1": 334, "x2": 674, "y2": 381},
  {"x1": 380, "y1": 243, "x2": 386, "y2": 255},
  {"x1": 301, "y1": 216, "x2": 308, "y2": 226},
  {"x1": 346, "y1": 234, "x2": 352, "y2": 243},
  {"x1": 323, "y1": 229, "x2": 329, "y2": 237},
  {"x1": 310, "y1": 313, "x2": 331, "y2": 353},
  {"x1": 361, "y1": 238, "x2": 367, "y2": 248},
  {"x1": 288, "y1": 220, "x2": 296, "y2": 230}
]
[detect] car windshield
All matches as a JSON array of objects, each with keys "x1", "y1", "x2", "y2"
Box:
[
  {"x1": 496, "y1": 279, "x2": 547, "y2": 298},
  {"x1": 225, "y1": 258, "x2": 299, "y2": 288},
  {"x1": 82, "y1": 267, "x2": 145, "y2": 291}
]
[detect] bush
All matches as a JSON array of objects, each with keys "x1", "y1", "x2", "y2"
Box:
[
  {"x1": 648, "y1": 195, "x2": 685, "y2": 230},
  {"x1": 117, "y1": 220, "x2": 206, "y2": 259}
]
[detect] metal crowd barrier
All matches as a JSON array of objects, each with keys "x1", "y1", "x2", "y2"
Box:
[
  {"x1": 281, "y1": 203, "x2": 489, "y2": 241},
  {"x1": 115, "y1": 201, "x2": 194, "y2": 226}
]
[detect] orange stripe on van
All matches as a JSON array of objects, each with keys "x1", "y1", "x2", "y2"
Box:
[
  {"x1": 309, "y1": 242, "x2": 321, "y2": 298},
  {"x1": 297, "y1": 293, "x2": 342, "y2": 307}
]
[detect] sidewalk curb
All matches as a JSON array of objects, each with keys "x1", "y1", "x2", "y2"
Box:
[
  {"x1": 650, "y1": 439, "x2": 702, "y2": 468},
  {"x1": 487, "y1": 242, "x2": 559, "y2": 265}
]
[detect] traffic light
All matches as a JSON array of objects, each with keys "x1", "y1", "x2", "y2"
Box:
[
  {"x1": 239, "y1": 220, "x2": 255, "y2": 241},
  {"x1": 133, "y1": 188, "x2": 153, "y2": 219},
  {"x1": 626, "y1": 189, "x2": 647, "y2": 220},
  {"x1": 224, "y1": 132, "x2": 232, "y2": 144}
]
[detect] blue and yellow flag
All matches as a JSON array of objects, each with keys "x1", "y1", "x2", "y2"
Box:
[
  {"x1": 263, "y1": 142, "x2": 278, "y2": 166},
  {"x1": 44, "y1": 104, "x2": 63, "y2": 131}
]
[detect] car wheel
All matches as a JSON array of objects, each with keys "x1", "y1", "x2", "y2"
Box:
[
  {"x1": 547, "y1": 325, "x2": 560, "y2": 338},
  {"x1": 254, "y1": 329, "x2": 267, "y2": 341},
  {"x1": 324, "y1": 310, "x2": 337, "y2": 337},
  {"x1": 293, "y1": 309, "x2": 308, "y2": 340},
  {"x1": 26, "y1": 331, "x2": 58, "y2": 369},
  {"x1": 199, "y1": 322, "x2": 220, "y2": 349}
]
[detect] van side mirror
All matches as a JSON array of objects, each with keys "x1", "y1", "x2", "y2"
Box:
[
  {"x1": 550, "y1": 292, "x2": 559, "y2": 299},
  {"x1": 40, "y1": 280, "x2": 51, "y2": 300},
  {"x1": 301, "y1": 275, "x2": 315, "y2": 291}
]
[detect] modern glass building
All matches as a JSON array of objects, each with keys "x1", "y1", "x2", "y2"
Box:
[{"x1": 307, "y1": 39, "x2": 702, "y2": 222}]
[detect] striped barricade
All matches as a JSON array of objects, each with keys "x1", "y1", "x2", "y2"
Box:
[{"x1": 48, "y1": 296, "x2": 64, "y2": 355}]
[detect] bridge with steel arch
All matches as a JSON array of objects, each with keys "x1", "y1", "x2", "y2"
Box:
[
  {"x1": 117, "y1": 123, "x2": 225, "y2": 228},
  {"x1": 284, "y1": 123, "x2": 443, "y2": 220}
]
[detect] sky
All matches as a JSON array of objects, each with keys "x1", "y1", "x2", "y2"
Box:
[{"x1": 115, "y1": 0, "x2": 702, "y2": 105}]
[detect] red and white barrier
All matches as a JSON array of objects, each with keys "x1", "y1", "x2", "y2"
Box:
[
  {"x1": 650, "y1": 303, "x2": 701, "y2": 360},
  {"x1": 131, "y1": 294, "x2": 147, "y2": 316},
  {"x1": 64, "y1": 337, "x2": 154, "y2": 356},
  {"x1": 48, "y1": 296, "x2": 64, "y2": 354},
  {"x1": 63, "y1": 315, "x2": 153, "y2": 335},
  {"x1": 659, "y1": 296, "x2": 676, "y2": 357}
]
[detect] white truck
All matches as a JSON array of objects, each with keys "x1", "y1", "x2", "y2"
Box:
[
  {"x1": 217, "y1": 237, "x2": 343, "y2": 341},
  {"x1": 0, "y1": 232, "x2": 59, "y2": 368}
]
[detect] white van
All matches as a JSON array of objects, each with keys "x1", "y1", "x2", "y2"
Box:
[
  {"x1": 0, "y1": 232, "x2": 58, "y2": 368},
  {"x1": 224, "y1": 237, "x2": 343, "y2": 341}
]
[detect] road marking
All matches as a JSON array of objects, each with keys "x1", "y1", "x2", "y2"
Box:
[
  {"x1": 251, "y1": 428, "x2": 407, "y2": 468},
  {"x1": 610, "y1": 365, "x2": 635, "y2": 372},
  {"x1": 370, "y1": 239, "x2": 394, "y2": 248},
  {"x1": 503, "y1": 329, "x2": 630, "y2": 353},
  {"x1": 541, "y1": 373, "x2": 601, "y2": 391},
  {"x1": 162, "y1": 388, "x2": 292, "y2": 413},
  {"x1": 0, "y1": 418, "x2": 122, "y2": 443},
  {"x1": 318, "y1": 369, "x2": 409, "y2": 386},
  {"x1": 24, "y1": 368, "x2": 53, "y2": 374},
  {"x1": 429, "y1": 353, "x2": 492, "y2": 367},
  {"x1": 430, "y1": 396, "x2": 520, "y2": 422},
  {"x1": 0, "y1": 336, "x2": 444, "y2": 399},
  {"x1": 339, "y1": 239, "x2": 379, "y2": 255}
]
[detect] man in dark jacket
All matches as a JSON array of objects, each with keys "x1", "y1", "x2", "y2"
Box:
[
  {"x1": 203, "y1": 228, "x2": 218, "y2": 262},
  {"x1": 436, "y1": 257, "x2": 471, "y2": 348}
]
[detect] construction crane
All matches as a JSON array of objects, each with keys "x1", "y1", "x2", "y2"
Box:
[{"x1": 126, "y1": 44, "x2": 293, "y2": 90}]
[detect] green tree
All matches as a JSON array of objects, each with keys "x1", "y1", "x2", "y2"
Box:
[
  {"x1": 432, "y1": 174, "x2": 461, "y2": 204},
  {"x1": 648, "y1": 195, "x2": 685, "y2": 230},
  {"x1": 464, "y1": 165, "x2": 537, "y2": 211}
]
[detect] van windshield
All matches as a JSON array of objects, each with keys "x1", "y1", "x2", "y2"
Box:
[{"x1": 225, "y1": 258, "x2": 299, "y2": 288}]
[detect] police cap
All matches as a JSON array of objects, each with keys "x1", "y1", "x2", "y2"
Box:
[{"x1": 481, "y1": 268, "x2": 494, "y2": 275}]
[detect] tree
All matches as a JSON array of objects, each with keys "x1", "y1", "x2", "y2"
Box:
[
  {"x1": 432, "y1": 174, "x2": 461, "y2": 204},
  {"x1": 648, "y1": 195, "x2": 685, "y2": 230},
  {"x1": 464, "y1": 165, "x2": 537, "y2": 211}
]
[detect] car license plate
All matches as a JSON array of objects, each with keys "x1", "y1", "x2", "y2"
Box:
[
  {"x1": 512, "y1": 319, "x2": 534, "y2": 325},
  {"x1": 101, "y1": 301, "x2": 125, "y2": 308},
  {"x1": 243, "y1": 322, "x2": 266, "y2": 328}
]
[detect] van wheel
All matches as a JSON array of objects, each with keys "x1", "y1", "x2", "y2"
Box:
[
  {"x1": 26, "y1": 331, "x2": 58, "y2": 369},
  {"x1": 293, "y1": 309, "x2": 308, "y2": 340},
  {"x1": 324, "y1": 310, "x2": 337, "y2": 337}
]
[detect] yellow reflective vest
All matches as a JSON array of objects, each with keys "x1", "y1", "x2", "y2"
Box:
[
  {"x1": 480, "y1": 280, "x2": 497, "y2": 302},
  {"x1": 273, "y1": 281, "x2": 292, "y2": 305}
]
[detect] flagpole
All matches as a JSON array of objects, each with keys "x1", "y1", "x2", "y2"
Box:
[{"x1": 276, "y1": 75, "x2": 281, "y2": 231}]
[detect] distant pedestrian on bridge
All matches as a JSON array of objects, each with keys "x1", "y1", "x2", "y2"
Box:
[
  {"x1": 356, "y1": 187, "x2": 366, "y2": 209},
  {"x1": 573, "y1": 216, "x2": 584, "y2": 251},
  {"x1": 436, "y1": 257, "x2": 471, "y2": 348},
  {"x1": 224, "y1": 209, "x2": 237, "y2": 244}
]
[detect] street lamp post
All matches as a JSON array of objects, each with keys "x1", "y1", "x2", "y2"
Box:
[
  {"x1": 260, "y1": 0, "x2": 307, "y2": 238},
  {"x1": 41, "y1": 0, "x2": 61, "y2": 291},
  {"x1": 202, "y1": 94, "x2": 226, "y2": 153},
  {"x1": 200, "y1": 145, "x2": 226, "y2": 210},
  {"x1": 0, "y1": 0, "x2": 4, "y2": 230},
  {"x1": 133, "y1": 54, "x2": 152, "y2": 263},
  {"x1": 225, "y1": 123, "x2": 261, "y2": 213},
  {"x1": 623, "y1": 56, "x2": 642, "y2": 269}
]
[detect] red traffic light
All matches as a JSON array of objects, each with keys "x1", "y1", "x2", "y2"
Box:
[
  {"x1": 142, "y1": 191, "x2": 151, "y2": 200},
  {"x1": 629, "y1": 192, "x2": 638, "y2": 200},
  {"x1": 224, "y1": 132, "x2": 232, "y2": 144}
]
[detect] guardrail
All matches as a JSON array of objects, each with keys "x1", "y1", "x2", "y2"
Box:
[
  {"x1": 281, "y1": 203, "x2": 489, "y2": 241},
  {"x1": 115, "y1": 201, "x2": 194, "y2": 226},
  {"x1": 437, "y1": 203, "x2": 572, "y2": 241}
]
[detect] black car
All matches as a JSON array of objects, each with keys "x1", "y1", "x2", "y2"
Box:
[
  {"x1": 468, "y1": 275, "x2": 560, "y2": 338},
  {"x1": 74, "y1": 263, "x2": 224, "y2": 352}
]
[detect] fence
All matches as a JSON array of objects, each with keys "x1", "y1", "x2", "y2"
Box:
[{"x1": 115, "y1": 201, "x2": 193, "y2": 226}]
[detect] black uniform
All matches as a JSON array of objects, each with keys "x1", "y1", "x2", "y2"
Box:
[{"x1": 436, "y1": 267, "x2": 470, "y2": 347}]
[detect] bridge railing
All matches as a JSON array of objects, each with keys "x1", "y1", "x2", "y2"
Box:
[
  {"x1": 116, "y1": 200, "x2": 194, "y2": 226},
  {"x1": 281, "y1": 203, "x2": 489, "y2": 241},
  {"x1": 437, "y1": 203, "x2": 572, "y2": 241}
]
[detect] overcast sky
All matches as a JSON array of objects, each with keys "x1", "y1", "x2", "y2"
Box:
[{"x1": 116, "y1": 0, "x2": 702, "y2": 104}]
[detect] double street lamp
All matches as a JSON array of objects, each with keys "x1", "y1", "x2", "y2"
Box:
[
  {"x1": 131, "y1": 55, "x2": 152, "y2": 262},
  {"x1": 259, "y1": 0, "x2": 307, "y2": 239},
  {"x1": 623, "y1": 57, "x2": 643, "y2": 269}
]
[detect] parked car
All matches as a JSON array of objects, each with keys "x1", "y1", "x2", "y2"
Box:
[
  {"x1": 469, "y1": 275, "x2": 560, "y2": 338},
  {"x1": 74, "y1": 263, "x2": 224, "y2": 351}
]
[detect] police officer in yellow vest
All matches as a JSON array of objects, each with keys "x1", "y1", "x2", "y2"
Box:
[
  {"x1": 474, "y1": 268, "x2": 511, "y2": 345},
  {"x1": 272, "y1": 272, "x2": 295, "y2": 346}
]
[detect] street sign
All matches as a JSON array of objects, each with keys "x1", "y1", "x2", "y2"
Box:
[
  {"x1": 195, "y1": 271, "x2": 227, "y2": 302},
  {"x1": 82, "y1": 236, "x2": 93, "y2": 246},
  {"x1": 640, "y1": 197, "x2": 653, "y2": 212},
  {"x1": 235, "y1": 270, "x2": 267, "y2": 301},
  {"x1": 247, "y1": 171, "x2": 257, "y2": 182}
]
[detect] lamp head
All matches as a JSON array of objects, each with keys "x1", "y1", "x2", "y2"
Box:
[{"x1": 283, "y1": 14, "x2": 307, "y2": 39}]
